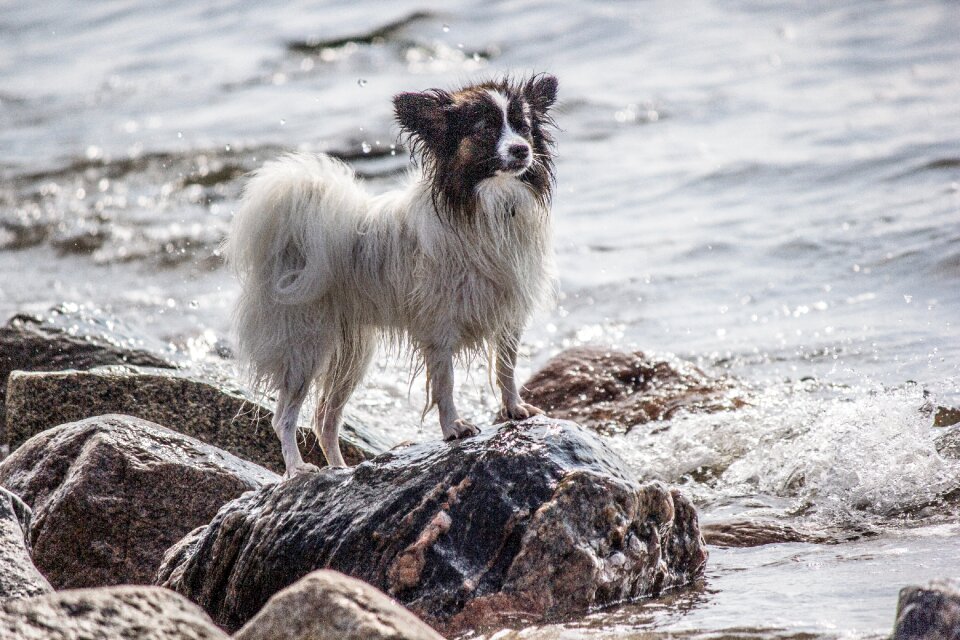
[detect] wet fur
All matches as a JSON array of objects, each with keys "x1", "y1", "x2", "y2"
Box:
[{"x1": 225, "y1": 74, "x2": 559, "y2": 476}]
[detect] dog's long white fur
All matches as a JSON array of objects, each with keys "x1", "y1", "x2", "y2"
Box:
[{"x1": 225, "y1": 152, "x2": 555, "y2": 474}]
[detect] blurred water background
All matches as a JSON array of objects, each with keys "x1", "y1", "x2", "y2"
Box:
[{"x1": 2, "y1": 1, "x2": 960, "y2": 637}]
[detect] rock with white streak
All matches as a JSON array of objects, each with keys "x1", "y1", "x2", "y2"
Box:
[{"x1": 158, "y1": 417, "x2": 708, "y2": 634}]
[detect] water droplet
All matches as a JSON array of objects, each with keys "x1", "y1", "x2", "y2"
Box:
[
  {"x1": 225, "y1": 144, "x2": 231, "y2": 151},
  {"x1": 361, "y1": 142, "x2": 372, "y2": 154},
  {"x1": 188, "y1": 300, "x2": 199, "y2": 309},
  {"x1": 177, "y1": 132, "x2": 182, "y2": 139},
  {"x1": 904, "y1": 294, "x2": 913, "y2": 304},
  {"x1": 442, "y1": 24, "x2": 450, "y2": 32},
  {"x1": 357, "y1": 78, "x2": 367, "y2": 87}
]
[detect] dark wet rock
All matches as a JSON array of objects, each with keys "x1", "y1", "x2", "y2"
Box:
[
  {"x1": 4, "y1": 364, "x2": 385, "y2": 473},
  {"x1": 0, "y1": 586, "x2": 229, "y2": 640},
  {"x1": 0, "y1": 304, "x2": 176, "y2": 438},
  {"x1": 701, "y1": 519, "x2": 829, "y2": 547},
  {"x1": 893, "y1": 578, "x2": 960, "y2": 640},
  {"x1": 233, "y1": 570, "x2": 444, "y2": 640},
  {"x1": 520, "y1": 346, "x2": 746, "y2": 434},
  {"x1": 934, "y1": 406, "x2": 960, "y2": 428},
  {"x1": 157, "y1": 417, "x2": 707, "y2": 634},
  {"x1": 0, "y1": 414, "x2": 277, "y2": 589},
  {"x1": 0, "y1": 488, "x2": 52, "y2": 601},
  {"x1": 287, "y1": 10, "x2": 435, "y2": 52}
]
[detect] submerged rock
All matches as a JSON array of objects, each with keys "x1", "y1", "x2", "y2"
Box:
[
  {"x1": 233, "y1": 570, "x2": 444, "y2": 640},
  {"x1": 520, "y1": 346, "x2": 745, "y2": 434},
  {"x1": 4, "y1": 365, "x2": 386, "y2": 473},
  {"x1": 0, "y1": 488, "x2": 52, "y2": 601},
  {"x1": 0, "y1": 586, "x2": 228, "y2": 640},
  {"x1": 158, "y1": 417, "x2": 707, "y2": 634},
  {"x1": 893, "y1": 578, "x2": 960, "y2": 640},
  {"x1": 0, "y1": 414, "x2": 277, "y2": 589},
  {"x1": 0, "y1": 304, "x2": 175, "y2": 437},
  {"x1": 701, "y1": 519, "x2": 829, "y2": 547}
]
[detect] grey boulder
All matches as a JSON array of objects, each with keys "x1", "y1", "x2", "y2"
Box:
[
  {"x1": 0, "y1": 487, "x2": 52, "y2": 601},
  {"x1": 0, "y1": 414, "x2": 277, "y2": 589},
  {"x1": 233, "y1": 570, "x2": 444, "y2": 640},
  {"x1": 0, "y1": 304, "x2": 175, "y2": 439},
  {"x1": 0, "y1": 585, "x2": 229, "y2": 640},
  {"x1": 4, "y1": 365, "x2": 386, "y2": 473}
]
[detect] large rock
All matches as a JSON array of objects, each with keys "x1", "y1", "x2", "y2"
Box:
[
  {"x1": 0, "y1": 585, "x2": 229, "y2": 640},
  {"x1": 0, "y1": 414, "x2": 277, "y2": 589},
  {"x1": 520, "y1": 346, "x2": 745, "y2": 434},
  {"x1": 0, "y1": 304, "x2": 175, "y2": 439},
  {"x1": 234, "y1": 570, "x2": 444, "y2": 640},
  {"x1": 158, "y1": 417, "x2": 707, "y2": 634},
  {"x1": 893, "y1": 578, "x2": 960, "y2": 640},
  {"x1": 5, "y1": 365, "x2": 386, "y2": 473},
  {"x1": 0, "y1": 487, "x2": 52, "y2": 601}
]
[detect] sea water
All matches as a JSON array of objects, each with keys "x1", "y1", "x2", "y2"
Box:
[{"x1": 2, "y1": 1, "x2": 959, "y2": 637}]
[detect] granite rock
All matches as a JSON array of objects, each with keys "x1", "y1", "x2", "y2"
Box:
[
  {"x1": 0, "y1": 414, "x2": 277, "y2": 589},
  {"x1": 4, "y1": 365, "x2": 386, "y2": 473},
  {"x1": 0, "y1": 487, "x2": 52, "y2": 601},
  {"x1": 0, "y1": 304, "x2": 175, "y2": 441},
  {"x1": 233, "y1": 570, "x2": 444, "y2": 640},
  {"x1": 0, "y1": 585, "x2": 229, "y2": 640},
  {"x1": 520, "y1": 346, "x2": 745, "y2": 434},
  {"x1": 158, "y1": 417, "x2": 707, "y2": 634},
  {"x1": 893, "y1": 578, "x2": 960, "y2": 640}
]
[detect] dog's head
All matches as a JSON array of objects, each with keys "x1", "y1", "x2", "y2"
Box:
[{"x1": 394, "y1": 74, "x2": 558, "y2": 220}]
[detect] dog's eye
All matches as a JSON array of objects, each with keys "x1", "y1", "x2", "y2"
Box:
[{"x1": 516, "y1": 119, "x2": 531, "y2": 134}]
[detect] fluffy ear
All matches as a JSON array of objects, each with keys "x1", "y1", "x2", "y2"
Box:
[
  {"x1": 393, "y1": 90, "x2": 452, "y2": 143},
  {"x1": 524, "y1": 74, "x2": 558, "y2": 114}
]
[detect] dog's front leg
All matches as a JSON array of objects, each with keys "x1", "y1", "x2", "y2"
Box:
[
  {"x1": 425, "y1": 344, "x2": 480, "y2": 440},
  {"x1": 496, "y1": 329, "x2": 545, "y2": 422}
]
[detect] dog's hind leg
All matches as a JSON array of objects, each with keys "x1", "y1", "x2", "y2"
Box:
[
  {"x1": 425, "y1": 343, "x2": 480, "y2": 440},
  {"x1": 273, "y1": 376, "x2": 319, "y2": 478},
  {"x1": 313, "y1": 329, "x2": 376, "y2": 467}
]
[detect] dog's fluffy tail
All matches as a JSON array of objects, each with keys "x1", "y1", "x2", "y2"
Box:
[{"x1": 224, "y1": 152, "x2": 368, "y2": 392}]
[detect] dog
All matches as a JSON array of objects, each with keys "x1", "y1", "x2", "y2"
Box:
[{"x1": 225, "y1": 74, "x2": 559, "y2": 477}]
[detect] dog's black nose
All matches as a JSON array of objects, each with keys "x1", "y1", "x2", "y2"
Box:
[{"x1": 508, "y1": 144, "x2": 529, "y2": 160}]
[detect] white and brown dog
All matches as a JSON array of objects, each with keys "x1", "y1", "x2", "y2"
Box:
[{"x1": 225, "y1": 75, "x2": 559, "y2": 477}]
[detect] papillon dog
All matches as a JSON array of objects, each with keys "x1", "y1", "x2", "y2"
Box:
[{"x1": 225, "y1": 74, "x2": 559, "y2": 477}]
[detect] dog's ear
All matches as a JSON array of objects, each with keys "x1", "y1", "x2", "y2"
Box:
[
  {"x1": 524, "y1": 74, "x2": 558, "y2": 114},
  {"x1": 393, "y1": 90, "x2": 453, "y2": 144}
]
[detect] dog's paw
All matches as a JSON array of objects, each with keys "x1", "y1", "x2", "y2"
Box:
[
  {"x1": 284, "y1": 462, "x2": 321, "y2": 479},
  {"x1": 442, "y1": 418, "x2": 480, "y2": 441},
  {"x1": 498, "y1": 402, "x2": 545, "y2": 422}
]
